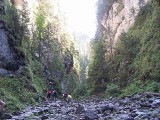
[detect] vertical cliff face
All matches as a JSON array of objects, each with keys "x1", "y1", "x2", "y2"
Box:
[
  {"x1": 101, "y1": 0, "x2": 149, "y2": 46},
  {"x1": 10, "y1": 0, "x2": 24, "y2": 9},
  {"x1": 0, "y1": 26, "x2": 16, "y2": 72},
  {"x1": 10, "y1": 0, "x2": 75, "y2": 73},
  {"x1": 11, "y1": 0, "x2": 78, "y2": 92},
  {"x1": 0, "y1": 1, "x2": 24, "y2": 76}
]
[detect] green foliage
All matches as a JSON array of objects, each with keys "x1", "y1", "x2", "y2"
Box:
[
  {"x1": 110, "y1": 0, "x2": 160, "y2": 90},
  {"x1": 105, "y1": 83, "x2": 120, "y2": 97},
  {"x1": 35, "y1": 14, "x2": 46, "y2": 34},
  {"x1": 64, "y1": 70, "x2": 78, "y2": 94},
  {"x1": 0, "y1": 76, "x2": 36, "y2": 112},
  {"x1": 0, "y1": 1, "x2": 47, "y2": 112},
  {"x1": 87, "y1": 39, "x2": 107, "y2": 94},
  {"x1": 144, "y1": 81, "x2": 160, "y2": 92},
  {"x1": 88, "y1": 0, "x2": 160, "y2": 97},
  {"x1": 72, "y1": 81, "x2": 87, "y2": 98},
  {"x1": 0, "y1": 0, "x2": 80, "y2": 112},
  {"x1": 121, "y1": 80, "x2": 160, "y2": 97},
  {"x1": 0, "y1": 1, "x2": 16, "y2": 26},
  {"x1": 120, "y1": 80, "x2": 144, "y2": 97},
  {"x1": 0, "y1": 51, "x2": 47, "y2": 112}
]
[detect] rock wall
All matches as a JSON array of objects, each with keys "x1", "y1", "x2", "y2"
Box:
[
  {"x1": 101, "y1": 0, "x2": 149, "y2": 47},
  {"x1": 10, "y1": 0, "x2": 24, "y2": 9},
  {"x1": 0, "y1": 0, "x2": 24, "y2": 76},
  {"x1": 0, "y1": 20, "x2": 24, "y2": 76}
]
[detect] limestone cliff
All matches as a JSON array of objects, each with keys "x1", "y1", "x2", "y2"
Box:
[{"x1": 101, "y1": 0, "x2": 149, "y2": 47}]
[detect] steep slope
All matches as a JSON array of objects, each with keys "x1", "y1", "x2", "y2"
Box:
[
  {"x1": 0, "y1": 0, "x2": 79, "y2": 111},
  {"x1": 87, "y1": 0, "x2": 160, "y2": 96},
  {"x1": 101, "y1": 0, "x2": 149, "y2": 46}
]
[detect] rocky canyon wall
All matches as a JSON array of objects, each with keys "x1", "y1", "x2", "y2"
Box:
[{"x1": 101, "y1": 0, "x2": 149, "y2": 47}]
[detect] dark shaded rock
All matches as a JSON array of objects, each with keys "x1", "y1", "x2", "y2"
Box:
[
  {"x1": 75, "y1": 105, "x2": 85, "y2": 114},
  {"x1": 131, "y1": 94, "x2": 141, "y2": 101},
  {"x1": 140, "y1": 103, "x2": 151, "y2": 108},
  {"x1": 84, "y1": 110, "x2": 98, "y2": 120},
  {"x1": 38, "y1": 110, "x2": 44, "y2": 115},
  {"x1": 129, "y1": 113, "x2": 138, "y2": 118},
  {"x1": 0, "y1": 2, "x2": 6, "y2": 15},
  {"x1": 152, "y1": 99, "x2": 160, "y2": 106},
  {"x1": 12, "y1": 111, "x2": 21, "y2": 115},
  {"x1": 148, "y1": 99, "x2": 153, "y2": 103},
  {"x1": 96, "y1": 108, "x2": 102, "y2": 114},
  {"x1": 101, "y1": 105, "x2": 114, "y2": 113},
  {"x1": 125, "y1": 118, "x2": 134, "y2": 120},
  {"x1": 2, "y1": 113, "x2": 12, "y2": 119},
  {"x1": 41, "y1": 115, "x2": 48, "y2": 120},
  {"x1": 0, "y1": 19, "x2": 24, "y2": 76},
  {"x1": 0, "y1": 112, "x2": 2, "y2": 119},
  {"x1": 146, "y1": 93, "x2": 153, "y2": 98},
  {"x1": 43, "y1": 109, "x2": 49, "y2": 113}
]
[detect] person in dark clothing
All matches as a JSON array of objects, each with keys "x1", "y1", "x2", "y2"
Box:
[
  {"x1": 63, "y1": 93, "x2": 68, "y2": 101},
  {"x1": 49, "y1": 81, "x2": 55, "y2": 85},
  {"x1": 49, "y1": 80, "x2": 56, "y2": 90},
  {"x1": 52, "y1": 89, "x2": 57, "y2": 101}
]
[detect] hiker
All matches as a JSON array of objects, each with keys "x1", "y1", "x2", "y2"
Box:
[
  {"x1": 49, "y1": 80, "x2": 56, "y2": 90},
  {"x1": 49, "y1": 81, "x2": 55, "y2": 85},
  {"x1": 63, "y1": 93, "x2": 72, "y2": 103},
  {"x1": 63, "y1": 93, "x2": 68, "y2": 101},
  {"x1": 0, "y1": 100, "x2": 5, "y2": 112},
  {"x1": 46, "y1": 90, "x2": 52, "y2": 100},
  {"x1": 52, "y1": 89, "x2": 57, "y2": 101},
  {"x1": 49, "y1": 81, "x2": 56, "y2": 88}
]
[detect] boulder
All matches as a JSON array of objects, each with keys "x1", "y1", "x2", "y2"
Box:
[
  {"x1": 2, "y1": 113, "x2": 12, "y2": 119},
  {"x1": 84, "y1": 110, "x2": 98, "y2": 120}
]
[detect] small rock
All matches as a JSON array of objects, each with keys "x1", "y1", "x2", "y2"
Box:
[
  {"x1": 101, "y1": 105, "x2": 114, "y2": 113},
  {"x1": 75, "y1": 105, "x2": 85, "y2": 114},
  {"x1": 140, "y1": 103, "x2": 151, "y2": 108},
  {"x1": 2, "y1": 113, "x2": 12, "y2": 119},
  {"x1": 41, "y1": 115, "x2": 49, "y2": 120},
  {"x1": 12, "y1": 111, "x2": 21, "y2": 115},
  {"x1": 153, "y1": 99, "x2": 160, "y2": 106},
  {"x1": 84, "y1": 110, "x2": 98, "y2": 120}
]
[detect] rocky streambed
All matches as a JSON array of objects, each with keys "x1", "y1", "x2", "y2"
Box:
[{"x1": 1, "y1": 92, "x2": 160, "y2": 120}]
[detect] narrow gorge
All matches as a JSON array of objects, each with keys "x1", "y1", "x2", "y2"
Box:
[{"x1": 0, "y1": 0, "x2": 160, "y2": 119}]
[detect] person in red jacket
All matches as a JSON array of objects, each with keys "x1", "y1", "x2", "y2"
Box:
[{"x1": 47, "y1": 90, "x2": 52, "y2": 100}]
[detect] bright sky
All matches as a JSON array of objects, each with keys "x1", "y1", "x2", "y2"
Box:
[{"x1": 59, "y1": 0, "x2": 97, "y2": 38}]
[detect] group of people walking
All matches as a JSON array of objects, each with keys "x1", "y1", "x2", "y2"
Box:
[
  {"x1": 0, "y1": 64, "x2": 72, "y2": 113},
  {"x1": 46, "y1": 89, "x2": 57, "y2": 101},
  {"x1": 44, "y1": 64, "x2": 72, "y2": 102},
  {"x1": 46, "y1": 89, "x2": 72, "y2": 103}
]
